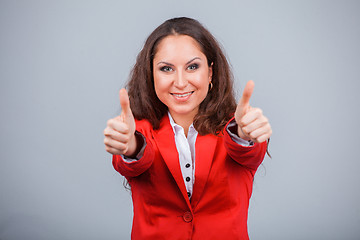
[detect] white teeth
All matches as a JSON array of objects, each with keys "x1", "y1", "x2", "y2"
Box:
[{"x1": 172, "y1": 92, "x2": 193, "y2": 98}]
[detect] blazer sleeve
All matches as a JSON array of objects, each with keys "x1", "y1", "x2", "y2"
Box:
[
  {"x1": 112, "y1": 122, "x2": 155, "y2": 178},
  {"x1": 223, "y1": 117, "x2": 267, "y2": 171}
]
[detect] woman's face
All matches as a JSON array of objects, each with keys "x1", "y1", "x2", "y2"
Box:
[{"x1": 153, "y1": 35, "x2": 212, "y2": 122}]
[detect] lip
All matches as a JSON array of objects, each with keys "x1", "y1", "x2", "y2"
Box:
[{"x1": 170, "y1": 91, "x2": 194, "y2": 102}]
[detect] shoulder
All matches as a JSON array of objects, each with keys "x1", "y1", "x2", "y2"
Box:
[
  {"x1": 134, "y1": 118, "x2": 154, "y2": 138},
  {"x1": 135, "y1": 115, "x2": 171, "y2": 135},
  {"x1": 135, "y1": 118, "x2": 153, "y2": 129}
]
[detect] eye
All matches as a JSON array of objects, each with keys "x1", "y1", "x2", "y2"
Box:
[
  {"x1": 160, "y1": 66, "x2": 173, "y2": 72},
  {"x1": 187, "y1": 63, "x2": 199, "y2": 71}
]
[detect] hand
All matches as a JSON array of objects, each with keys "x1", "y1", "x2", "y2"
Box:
[
  {"x1": 104, "y1": 88, "x2": 137, "y2": 156},
  {"x1": 234, "y1": 80, "x2": 272, "y2": 143}
]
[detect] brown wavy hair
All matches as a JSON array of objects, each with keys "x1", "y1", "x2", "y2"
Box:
[{"x1": 126, "y1": 17, "x2": 237, "y2": 135}]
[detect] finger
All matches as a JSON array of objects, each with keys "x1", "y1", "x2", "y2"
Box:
[
  {"x1": 119, "y1": 88, "x2": 131, "y2": 117},
  {"x1": 242, "y1": 116, "x2": 269, "y2": 134},
  {"x1": 256, "y1": 132, "x2": 272, "y2": 143},
  {"x1": 104, "y1": 128, "x2": 132, "y2": 143},
  {"x1": 105, "y1": 144, "x2": 126, "y2": 155},
  {"x1": 238, "y1": 80, "x2": 255, "y2": 108},
  {"x1": 247, "y1": 124, "x2": 272, "y2": 142},
  {"x1": 104, "y1": 137, "x2": 129, "y2": 152},
  {"x1": 106, "y1": 118, "x2": 130, "y2": 134},
  {"x1": 239, "y1": 126, "x2": 251, "y2": 140},
  {"x1": 240, "y1": 108, "x2": 263, "y2": 126}
]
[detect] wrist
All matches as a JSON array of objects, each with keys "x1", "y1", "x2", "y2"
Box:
[{"x1": 123, "y1": 131, "x2": 143, "y2": 158}]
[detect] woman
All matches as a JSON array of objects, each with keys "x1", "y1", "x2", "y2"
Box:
[{"x1": 104, "y1": 17, "x2": 272, "y2": 240}]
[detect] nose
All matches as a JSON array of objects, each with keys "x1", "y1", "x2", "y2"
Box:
[{"x1": 174, "y1": 70, "x2": 188, "y2": 89}]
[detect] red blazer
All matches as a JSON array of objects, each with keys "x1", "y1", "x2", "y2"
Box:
[{"x1": 113, "y1": 115, "x2": 267, "y2": 240}]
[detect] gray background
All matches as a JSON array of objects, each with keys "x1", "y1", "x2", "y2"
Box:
[{"x1": 1, "y1": 0, "x2": 359, "y2": 239}]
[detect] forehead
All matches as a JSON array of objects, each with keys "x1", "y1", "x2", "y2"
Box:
[{"x1": 154, "y1": 35, "x2": 205, "y2": 60}]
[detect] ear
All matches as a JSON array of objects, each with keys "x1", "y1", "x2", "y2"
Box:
[{"x1": 208, "y1": 62, "x2": 213, "y2": 82}]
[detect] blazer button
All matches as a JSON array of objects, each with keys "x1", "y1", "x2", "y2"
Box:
[{"x1": 183, "y1": 211, "x2": 193, "y2": 222}]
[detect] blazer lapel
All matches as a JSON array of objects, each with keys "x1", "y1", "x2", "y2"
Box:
[
  {"x1": 191, "y1": 133, "x2": 218, "y2": 208},
  {"x1": 153, "y1": 115, "x2": 192, "y2": 208}
]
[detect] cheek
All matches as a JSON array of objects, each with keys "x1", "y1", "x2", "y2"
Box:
[
  {"x1": 195, "y1": 71, "x2": 211, "y2": 89},
  {"x1": 153, "y1": 76, "x2": 170, "y2": 103},
  {"x1": 154, "y1": 76, "x2": 167, "y2": 93}
]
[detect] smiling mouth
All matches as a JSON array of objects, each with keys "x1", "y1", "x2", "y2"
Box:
[{"x1": 170, "y1": 91, "x2": 194, "y2": 98}]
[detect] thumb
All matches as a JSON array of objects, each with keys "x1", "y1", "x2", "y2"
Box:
[
  {"x1": 235, "y1": 80, "x2": 254, "y2": 123},
  {"x1": 238, "y1": 80, "x2": 254, "y2": 109},
  {"x1": 119, "y1": 88, "x2": 132, "y2": 119}
]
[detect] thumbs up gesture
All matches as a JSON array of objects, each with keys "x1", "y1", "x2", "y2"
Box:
[
  {"x1": 104, "y1": 89, "x2": 137, "y2": 156},
  {"x1": 234, "y1": 81, "x2": 272, "y2": 143}
]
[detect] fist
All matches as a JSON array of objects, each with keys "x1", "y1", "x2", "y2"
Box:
[
  {"x1": 104, "y1": 88, "x2": 137, "y2": 156},
  {"x1": 234, "y1": 80, "x2": 272, "y2": 143}
]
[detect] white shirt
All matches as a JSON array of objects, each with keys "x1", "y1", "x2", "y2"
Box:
[
  {"x1": 168, "y1": 112, "x2": 197, "y2": 199},
  {"x1": 123, "y1": 112, "x2": 253, "y2": 199}
]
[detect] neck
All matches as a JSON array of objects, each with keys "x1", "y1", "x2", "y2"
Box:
[{"x1": 169, "y1": 111, "x2": 196, "y2": 137}]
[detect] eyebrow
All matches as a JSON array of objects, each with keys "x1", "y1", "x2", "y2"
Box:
[{"x1": 157, "y1": 57, "x2": 201, "y2": 66}]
